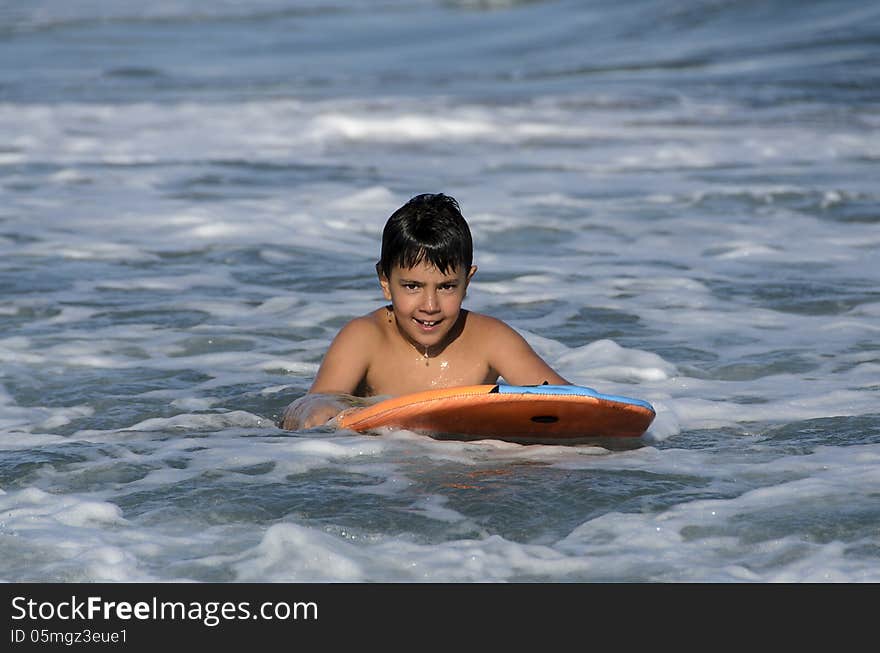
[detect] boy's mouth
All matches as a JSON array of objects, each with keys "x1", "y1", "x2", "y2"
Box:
[{"x1": 414, "y1": 318, "x2": 441, "y2": 330}]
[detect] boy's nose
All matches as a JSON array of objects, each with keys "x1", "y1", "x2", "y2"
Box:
[{"x1": 421, "y1": 291, "x2": 440, "y2": 312}]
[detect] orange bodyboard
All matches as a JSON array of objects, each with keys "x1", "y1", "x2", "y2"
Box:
[{"x1": 336, "y1": 384, "x2": 655, "y2": 444}]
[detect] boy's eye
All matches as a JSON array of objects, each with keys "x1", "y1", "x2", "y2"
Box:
[{"x1": 398, "y1": 281, "x2": 458, "y2": 291}]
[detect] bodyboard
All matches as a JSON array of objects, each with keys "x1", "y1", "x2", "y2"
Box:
[{"x1": 336, "y1": 384, "x2": 655, "y2": 444}]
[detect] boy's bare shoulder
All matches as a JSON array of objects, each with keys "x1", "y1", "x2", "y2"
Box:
[
  {"x1": 462, "y1": 311, "x2": 525, "y2": 348},
  {"x1": 464, "y1": 310, "x2": 517, "y2": 335},
  {"x1": 334, "y1": 308, "x2": 387, "y2": 344},
  {"x1": 463, "y1": 310, "x2": 568, "y2": 386},
  {"x1": 463, "y1": 311, "x2": 542, "y2": 356},
  {"x1": 309, "y1": 309, "x2": 387, "y2": 395}
]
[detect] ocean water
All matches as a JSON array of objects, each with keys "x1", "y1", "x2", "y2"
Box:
[{"x1": 1, "y1": 0, "x2": 878, "y2": 583}]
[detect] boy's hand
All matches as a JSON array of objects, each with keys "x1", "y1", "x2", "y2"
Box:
[
  {"x1": 301, "y1": 404, "x2": 344, "y2": 428},
  {"x1": 280, "y1": 393, "x2": 359, "y2": 430}
]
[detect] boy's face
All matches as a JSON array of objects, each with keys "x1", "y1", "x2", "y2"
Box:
[{"x1": 379, "y1": 261, "x2": 477, "y2": 351}]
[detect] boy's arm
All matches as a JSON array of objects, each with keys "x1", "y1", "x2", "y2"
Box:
[
  {"x1": 308, "y1": 317, "x2": 375, "y2": 394},
  {"x1": 280, "y1": 318, "x2": 375, "y2": 430},
  {"x1": 486, "y1": 318, "x2": 569, "y2": 387}
]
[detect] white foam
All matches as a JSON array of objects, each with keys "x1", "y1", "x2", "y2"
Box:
[
  {"x1": 0, "y1": 383, "x2": 94, "y2": 436},
  {"x1": 550, "y1": 445, "x2": 880, "y2": 582},
  {"x1": 405, "y1": 494, "x2": 470, "y2": 523},
  {"x1": 556, "y1": 339, "x2": 678, "y2": 384},
  {"x1": 124, "y1": 410, "x2": 270, "y2": 432},
  {"x1": 0, "y1": 488, "x2": 125, "y2": 530},
  {"x1": 232, "y1": 523, "x2": 366, "y2": 582}
]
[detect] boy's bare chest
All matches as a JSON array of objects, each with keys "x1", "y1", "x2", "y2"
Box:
[{"x1": 364, "y1": 341, "x2": 496, "y2": 396}]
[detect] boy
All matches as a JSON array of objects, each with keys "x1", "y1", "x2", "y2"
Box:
[{"x1": 280, "y1": 193, "x2": 568, "y2": 429}]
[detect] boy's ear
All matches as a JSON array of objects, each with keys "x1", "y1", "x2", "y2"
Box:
[
  {"x1": 463, "y1": 265, "x2": 477, "y2": 298},
  {"x1": 376, "y1": 263, "x2": 392, "y2": 300}
]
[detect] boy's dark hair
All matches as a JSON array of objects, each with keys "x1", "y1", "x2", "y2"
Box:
[{"x1": 377, "y1": 193, "x2": 473, "y2": 278}]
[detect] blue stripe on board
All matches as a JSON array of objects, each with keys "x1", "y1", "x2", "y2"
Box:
[{"x1": 496, "y1": 384, "x2": 655, "y2": 412}]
